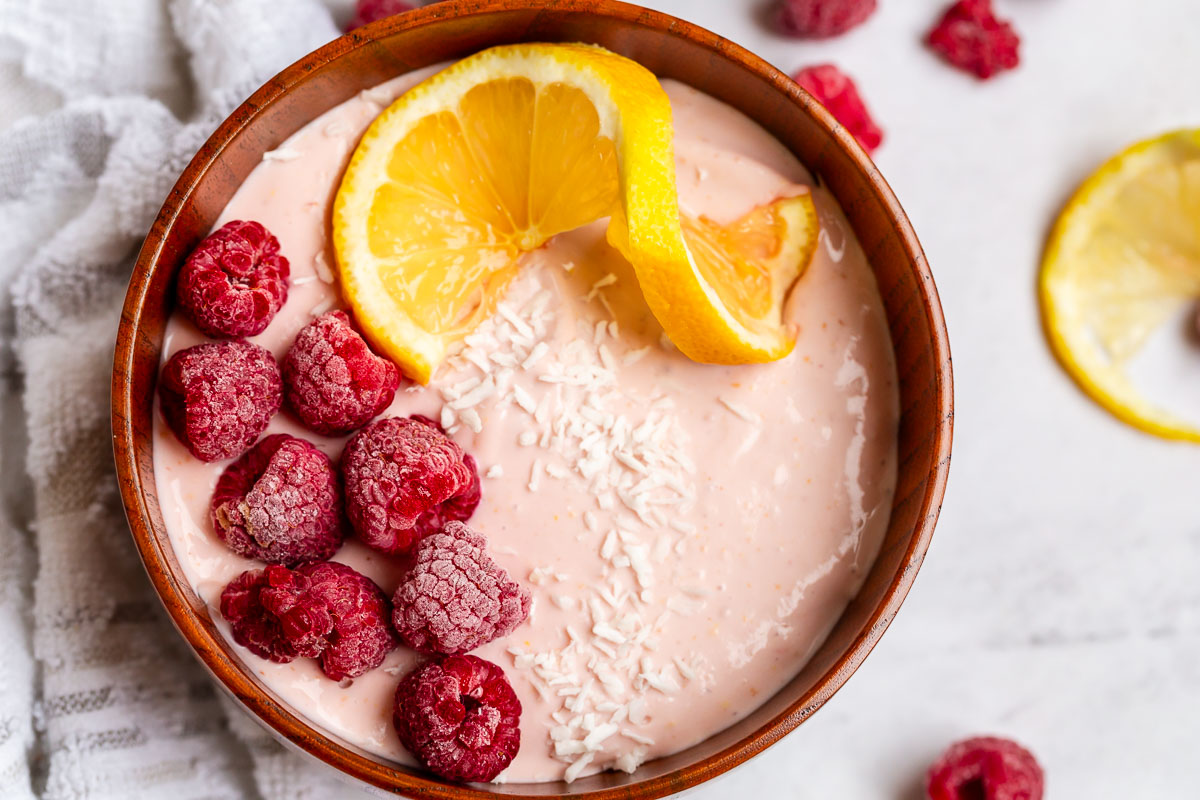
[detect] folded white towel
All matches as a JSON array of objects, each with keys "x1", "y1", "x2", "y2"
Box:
[{"x1": 0, "y1": 1, "x2": 370, "y2": 797}]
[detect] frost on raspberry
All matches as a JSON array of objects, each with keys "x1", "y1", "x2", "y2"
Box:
[
  {"x1": 409, "y1": 415, "x2": 482, "y2": 539},
  {"x1": 793, "y1": 64, "x2": 884, "y2": 154},
  {"x1": 345, "y1": 0, "x2": 414, "y2": 31},
  {"x1": 302, "y1": 561, "x2": 399, "y2": 680},
  {"x1": 776, "y1": 0, "x2": 877, "y2": 38},
  {"x1": 219, "y1": 562, "x2": 396, "y2": 680},
  {"x1": 926, "y1": 0, "x2": 1021, "y2": 80},
  {"x1": 282, "y1": 311, "x2": 400, "y2": 436},
  {"x1": 159, "y1": 340, "x2": 282, "y2": 462},
  {"x1": 341, "y1": 416, "x2": 474, "y2": 555},
  {"x1": 219, "y1": 565, "x2": 307, "y2": 663},
  {"x1": 210, "y1": 433, "x2": 345, "y2": 565},
  {"x1": 393, "y1": 655, "x2": 521, "y2": 783},
  {"x1": 926, "y1": 736, "x2": 1045, "y2": 800},
  {"x1": 176, "y1": 220, "x2": 289, "y2": 338},
  {"x1": 393, "y1": 521, "x2": 530, "y2": 655}
]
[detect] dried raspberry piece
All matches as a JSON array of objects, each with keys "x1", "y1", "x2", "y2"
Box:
[
  {"x1": 793, "y1": 64, "x2": 884, "y2": 154},
  {"x1": 409, "y1": 415, "x2": 482, "y2": 539},
  {"x1": 219, "y1": 562, "x2": 396, "y2": 680},
  {"x1": 176, "y1": 220, "x2": 289, "y2": 339},
  {"x1": 210, "y1": 433, "x2": 345, "y2": 565},
  {"x1": 776, "y1": 0, "x2": 877, "y2": 38},
  {"x1": 159, "y1": 340, "x2": 282, "y2": 462},
  {"x1": 926, "y1": 0, "x2": 1020, "y2": 80},
  {"x1": 341, "y1": 416, "x2": 474, "y2": 555},
  {"x1": 346, "y1": 0, "x2": 414, "y2": 31},
  {"x1": 927, "y1": 736, "x2": 1044, "y2": 800},
  {"x1": 283, "y1": 311, "x2": 400, "y2": 436},
  {"x1": 393, "y1": 521, "x2": 530, "y2": 655},
  {"x1": 393, "y1": 655, "x2": 521, "y2": 783}
]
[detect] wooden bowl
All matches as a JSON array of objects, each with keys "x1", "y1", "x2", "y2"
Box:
[{"x1": 112, "y1": 1, "x2": 953, "y2": 796}]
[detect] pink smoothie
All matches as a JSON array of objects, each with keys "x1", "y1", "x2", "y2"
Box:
[{"x1": 153, "y1": 65, "x2": 899, "y2": 783}]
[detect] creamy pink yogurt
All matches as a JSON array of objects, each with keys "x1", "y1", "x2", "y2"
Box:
[{"x1": 154, "y1": 65, "x2": 899, "y2": 783}]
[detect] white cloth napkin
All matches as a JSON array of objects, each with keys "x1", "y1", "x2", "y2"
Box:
[{"x1": 0, "y1": 1, "x2": 374, "y2": 797}]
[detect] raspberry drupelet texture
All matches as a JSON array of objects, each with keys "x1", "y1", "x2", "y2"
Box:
[
  {"x1": 210, "y1": 433, "x2": 345, "y2": 565},
  {"x1": 219, "y1": 562, "x2": 397, "y2": 680},
  {"x1": 346, "y1": 0, "x2": 413, "y2": 31},
  {"x1": 176, "y1": 220, "x2": 289, "y2": 338},
  {"x1": 282, "y1": 311, "x2": 400, "y2": 436},
  {"x1": 409, "y1": 415, "x2": 482, "y2": 539},
  {"x1": 793, "y1": 64, "x2": 884, "y2": 153},
  {"x1": 219, "y1": 566, "x2": 301, "y2": 663},
  {"x1": 776, "y1": 0, "x2": 877, "y2": 38},
  {"x1": 926, "y1": 736, "x2": 1044, "y2": 800},
  {"x1": 301, "y1": 561, "x2": 399, "y2": 680},
  {"x1": 393, "y1": 521, "x2": 530, "y2": 655},
  {"x1": 393, "y1": 655, "x2": 522, "y2": 783},
  {"x1": 159, "y1": 340, "x2": 282, "y2": 462},
  {"x1": 341, "y1": 416, "x2": 474, "y2": 555},
  {"x1": 926, "y1": 0, "x2": 1020, "y2": 80}
]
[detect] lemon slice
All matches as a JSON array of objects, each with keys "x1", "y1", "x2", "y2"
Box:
[
  {"x1": 1041, "y1": 129, "x2": 1200, "y2": 442},
  {"x1": 334, "y1": 43, "x2": 817, "y2": 383},
  {"x1": 617, "y1": 192, "x2": 818, "y2": 363}
]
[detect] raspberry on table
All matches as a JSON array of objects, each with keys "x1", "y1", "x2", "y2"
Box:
[
  {"x1": 393, "y1": 655, "x2": 522, "y2": 783},
  {"x1": 926, "y1": 0, "x2": 1021, "y2": 80},
  {"x1": 176, "y1": 220, "x2": 289, "y2": 339},
  {"x1": 926, "y1": 736, "x2": 1044, "y2": 800},
  {"x1": 282, "y1": 311, "x2": 400, "y2": 436},
  {"x1": 159, "y1": 340, "x2": 282, "y2": 462},
  {"x1": 341, "y1": 416, "x2": 475, "y2": 555},
  {"x1": 219, "y1": 562, "x2": 396, "y2": 680},
  {"x1": 210, "y1": 433, "x2": 345, "y2": 565},
  {"x1": 793, "y1": 64, "x2": 884, "y2": 154},
  {"x1": 346, "y1": 0, "x2": 414, "y2": 31},
  {"x1": 393, "y1": 521, "x2": 530, "y2": 655},
  {"x1": 776, "y1": 0, "x2": 877, "y2": 38}
]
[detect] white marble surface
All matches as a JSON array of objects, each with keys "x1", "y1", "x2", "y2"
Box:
[{"x1": 625, "y1": 1, "x2": 1200, "y2": 797}]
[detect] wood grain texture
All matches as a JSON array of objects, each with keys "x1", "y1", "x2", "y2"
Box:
[{"x1": 111, "y1": 1, "x2": 953, "y2": 796}]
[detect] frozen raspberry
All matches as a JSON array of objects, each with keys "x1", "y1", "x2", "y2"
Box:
[
  {"x1": 793, "y1": 64, "x2": 884, "y2": 154},
  {"x1": 219, "y1": 562, "x2": 396, "y2": 680},
  {"x1": 776, "y1": 0, "x2": 876, "y2": 38},
  {"x1": 393, "y1": 521, "x2": 529, "y2": 655},
  {"x1": 409, "y1": 415, "x2": 482, "y2": 539},
  {"x1": 926, "y1": 0, "x2": 1021, "y2": 80},
  {"x1": 346, "y1": 0, "x2": 414, "y2": 31},
  {"x1": 210, "y1": 433, "x2": 345, "y2": 565},
  {"x1": 393, "y1": 655, "x2": 521, "y2": 783},
  {"x1": 159, "y1": 340, "x2": 282, "y2": 462},
  {"x1": 927, "y1": 736, "x2": 1044, "y2": 800},
  {"x1": 176, "y1": 220, "x2": 289, "y2": 339},
  {"x1": 282, "y1": 311, "x2": 400, "y2": 436},
  {"x1": 341, "y1": 416, "x2": 474, "y2": 555},
  {"x1": 412, "y1": 454, "x2": 481, "y2": 539},
  {"x1": 219, "y1": 565, "x2": 302, "y2": 662},
  {"x1": 301, "y1": 561, "x2": 399, "y2": 680}
]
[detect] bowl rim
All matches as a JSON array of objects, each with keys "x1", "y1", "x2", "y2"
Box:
[{"x1": 112, "y1": 1, "x2": 953, "y2": 797}]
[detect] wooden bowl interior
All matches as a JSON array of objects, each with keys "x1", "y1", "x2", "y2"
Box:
[{"x1": 113, "y1": 2, "x2": 951, "y2": 797}]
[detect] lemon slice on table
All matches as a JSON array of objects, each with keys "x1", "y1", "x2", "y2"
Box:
[
  {"x1": 334, "y1": 43, "x2": 818, "y2": 384},
  {"x1": 1040, "y1": 129, "x2": 1200, "y2": 442}
]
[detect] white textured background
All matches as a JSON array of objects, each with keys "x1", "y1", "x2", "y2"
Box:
[{"x1": 7, "y1": 1, "x2": 1200, "y2": 797}]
